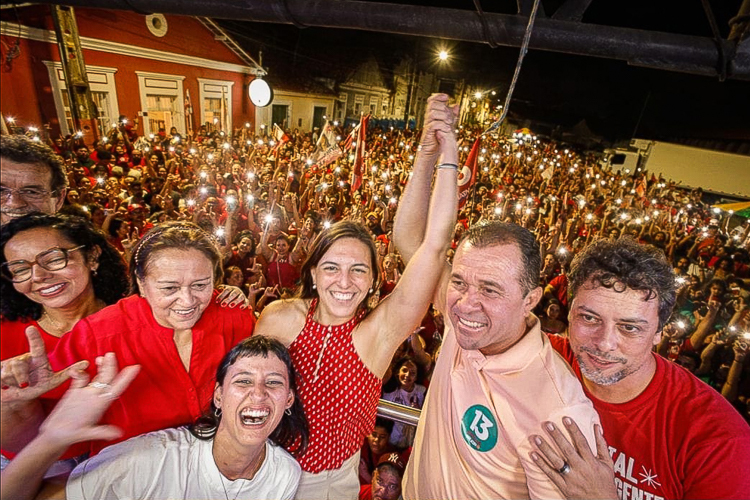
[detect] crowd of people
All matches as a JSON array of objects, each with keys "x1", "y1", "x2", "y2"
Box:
[{"x1": 1, "y1": 91, "x2": 749, "y2": 500}]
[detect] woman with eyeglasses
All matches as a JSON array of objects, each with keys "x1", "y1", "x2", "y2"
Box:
[
  {"x1": 0, "y1": 213, "x2": 129, "y2": 475},
  {"x1": 0, "y1": 213, "x2": 128, "y2": 364}
]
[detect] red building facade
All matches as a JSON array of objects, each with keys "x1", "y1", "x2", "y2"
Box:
[{"x1": 1, "y1": 6, "x2": 258, "y2": 140}]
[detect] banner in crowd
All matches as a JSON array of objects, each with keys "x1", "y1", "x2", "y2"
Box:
[
  {"x1": 458, "y1": 137, "x2": 481, "y2": 209},
  {"x1": 312, "y1": 120, "x2": 343, "y2": 167},
  {"x1": 350, "y1": 114, "x2": 370, "y2": 193}
]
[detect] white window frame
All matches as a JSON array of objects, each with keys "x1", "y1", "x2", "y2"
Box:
[
  {"x1": 135, "y1": 71, "x2": 185, "y2": 136},
  {"x1": 197, "y1": 78, "x2": 234, "y2": 133},
  {"x1": 43, "y1": 61, "x2": 120, "y2": 136}
]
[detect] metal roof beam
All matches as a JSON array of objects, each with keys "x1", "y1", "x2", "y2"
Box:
[{"x1": 24, "y1": 0, "x2": 750, "y2": 81}]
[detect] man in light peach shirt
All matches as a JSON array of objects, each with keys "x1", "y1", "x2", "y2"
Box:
[{"x1": 394, "y1": 129, "x2": 601, "y2": 498}]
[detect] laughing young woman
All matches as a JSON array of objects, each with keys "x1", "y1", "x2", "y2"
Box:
[{"x1": 1, "y1": 336, "x2": 309, "y2": 500}]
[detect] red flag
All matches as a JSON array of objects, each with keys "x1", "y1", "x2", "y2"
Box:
[
  {"x1": 350, "y1": 114, "x2": 369, "y2": 193},
  {"x1": 273, "y1": 124, "x2": 290, "y2": 143},
  {"x1": 457, "y1": 137, "x2": 481, "y2": 209},
  {"x1": 343, "y1": 122, "x2": 360, "y2": 151}
]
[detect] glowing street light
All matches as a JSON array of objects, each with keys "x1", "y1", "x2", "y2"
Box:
[{"x1": 438, "y1": 50, "x2": 449, "y2": 61}]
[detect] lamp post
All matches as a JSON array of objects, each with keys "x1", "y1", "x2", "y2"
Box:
[{"x1": 404, "y1": 46, "x2": 451, "y2": 127}]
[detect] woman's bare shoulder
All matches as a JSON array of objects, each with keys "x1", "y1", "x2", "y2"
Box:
[{"x1": 255, "y1": 298, "x2": 309, "y2": 346}]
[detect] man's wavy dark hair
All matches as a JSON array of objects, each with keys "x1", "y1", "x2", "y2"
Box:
[
  {"x1": 568, "y1": 237, "x2": 676, "y2": 331},
  {"x1": 0, "y1": 213, "x2": 129, "y2": 321}
]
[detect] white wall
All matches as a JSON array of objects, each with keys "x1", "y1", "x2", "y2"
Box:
[{"x1": 644, "y1": 141, "x2": 750, "y2": 198}]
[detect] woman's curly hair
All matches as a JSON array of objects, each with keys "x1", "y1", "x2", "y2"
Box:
[{"x1": 0, "y1": 213, "x2": 129, "y2": 321}]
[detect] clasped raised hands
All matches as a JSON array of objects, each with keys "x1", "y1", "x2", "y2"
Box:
[{"x1": 418, "y1": 94, "x2": 459, "y2": 165}]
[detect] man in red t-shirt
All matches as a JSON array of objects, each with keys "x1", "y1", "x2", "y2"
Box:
[{"x1": 532, "y1": 238, "x2": 750, "y2": 500}]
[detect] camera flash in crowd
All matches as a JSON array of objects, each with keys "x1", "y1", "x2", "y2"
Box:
[
  {"x1": 187, "y1": 199, "x2": 196, "y2": 207},
  {"x1": 323, "y1": 221, "x2": 332, "y2": 229},
  {"x1": 225, "y1": 195, "x2": 236, "y2": 205},
  {"x1": 494, "y1": 206, "x2": 502, "y2": 215},
  {"x1": 97, "y1": 177, "x2": 105, "y2": 185},
  {"x1": 215, "y1": 227, "x2": 225, "y2": 238},
  {"x1": 200, "y1": 172, "x2": 207, "y2": 179},
  {"x1": 200, "y1": 187, "x2": 208, "y2": 195},
  {"x1": 245, "y1": 122, "x2": 251, "y2": 128}
]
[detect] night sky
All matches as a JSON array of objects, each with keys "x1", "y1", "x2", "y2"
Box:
[{"x1": 217, "y1": 0, "x2": 750, "y2": 146}]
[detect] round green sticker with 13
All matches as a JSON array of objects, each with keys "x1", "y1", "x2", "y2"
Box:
[{"x1": 460, "y1": 404, "x2": 498, "y2": 452}]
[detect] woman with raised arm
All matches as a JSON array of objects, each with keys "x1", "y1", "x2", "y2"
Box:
[{"x1": 254, "y1": 94, "x2": 458, "y2": 499}]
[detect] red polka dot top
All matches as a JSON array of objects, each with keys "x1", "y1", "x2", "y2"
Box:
[{"x1": 289, "y1": 299, "x2": 381, "y2": 473}]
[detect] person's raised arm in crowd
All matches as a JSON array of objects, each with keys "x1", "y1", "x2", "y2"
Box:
[
  {"x1": 722, "y1": 338, "x2": 748, "y2": 402},
  {"x1": 688, "y1": 298, "x2": 720, "y2": 351}
]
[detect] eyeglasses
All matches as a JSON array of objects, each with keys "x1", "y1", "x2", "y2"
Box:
[
  {"x1": 1, "y1": 245, "x2": 86, "y2": 283},
  {"x1": 0, "y1": 186, "x2": 57, "y2": 203}
]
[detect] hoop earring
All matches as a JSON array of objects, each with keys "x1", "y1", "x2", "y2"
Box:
[
  {"x1": 369, "y1": 288, "x2": 374, "y2": 294},
  {"x1": 92, "y1": 268, "x2": 98, "y2": 277},
  {"x1": 214, "y1": 407, "x2": 222, "y2": 418},
  {"x1": 285, "y1": 408, "x2": 292, "y2": 416}
]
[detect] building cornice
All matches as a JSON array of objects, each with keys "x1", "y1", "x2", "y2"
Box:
[{"x1": 1, "y1": 21, "x2": 254, "y2": 74}]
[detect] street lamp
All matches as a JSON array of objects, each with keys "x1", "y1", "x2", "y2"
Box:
[{"x1": 438, "y1": 50, "x2": 449, "y2": 61}]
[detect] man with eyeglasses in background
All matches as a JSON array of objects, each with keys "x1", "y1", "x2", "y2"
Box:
[{"x1": 1, "y1": 135, "x2": 67, "y2": 226}]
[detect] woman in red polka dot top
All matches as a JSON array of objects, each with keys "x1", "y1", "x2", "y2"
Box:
[{"x1": 255, "y1": 94, "x2": 459, "y2": 499}]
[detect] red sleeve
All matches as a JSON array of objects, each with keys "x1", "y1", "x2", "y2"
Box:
[
  {"x1": 682, "y1": 436, "x2": 750, "y2": 500},
  {"x1": 546, "y1": 333, "x2": 575, "y2": 365}
]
